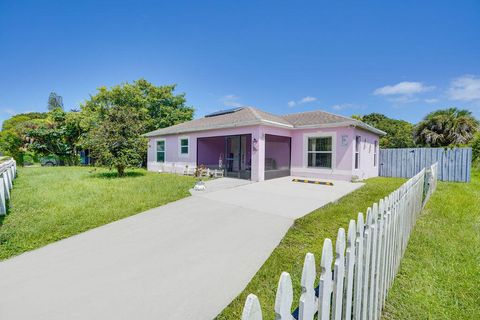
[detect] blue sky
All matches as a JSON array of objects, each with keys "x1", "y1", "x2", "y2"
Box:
[{"x1": 1, "y1": 0, "x2": 479, "y2": 127}]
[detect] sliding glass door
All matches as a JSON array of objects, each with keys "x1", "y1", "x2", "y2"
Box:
[{"x1": 225, "y1": 135, "x2": 251, "y2": 179}]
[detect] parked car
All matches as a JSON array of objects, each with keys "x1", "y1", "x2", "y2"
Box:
[{"x1": 40, "y1": 155, "x2": 60, "y2": 166}]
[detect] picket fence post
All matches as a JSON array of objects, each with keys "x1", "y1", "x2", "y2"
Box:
[
  {"x1": 0, "y1": 172, "x2": 6, "y2": 215},
  {"x1": 318, "y1": 239, "x2": 333, "y2": 320},
  {"x1": 367, "y1": 204, "x2": 378, "y2": 320},
  {"x1": 343, "y1": 220, "x2": 356, "y2": 320},
  {"x1": 299, "y1": 253, "x2": 316, "y2": 320},
  {"x1": 0, "y1": 160, "x2": 16, "y2": 216},
  {"x1": 241, "y1": 294, "x2": 262, "y2": 320},
  {"x1": 332, "y1": 228, "x2": 346, "y2": 320},
  {"x1": 353, "y1": 212, "x2": 364, "y2": 320},
  {"x1": 361, "y1": 207, "x2": 373, "y2": 320}
]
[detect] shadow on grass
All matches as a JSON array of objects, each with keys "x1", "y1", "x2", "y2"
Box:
[{"x1": 90, "y1": 171, "x2": 146, "y2": 179}]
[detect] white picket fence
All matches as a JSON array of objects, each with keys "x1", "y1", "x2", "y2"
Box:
[
  {"x1": 241, "y1": 163, "x2": 439, "y2": 320},
  {"x1": 0, "y1": 159, "x2": 17, "y2": 216}
]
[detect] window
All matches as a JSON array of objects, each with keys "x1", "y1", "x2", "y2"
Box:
[
  {"x1": 180, "y1": 138, "x2": 189, "y2": 155},
  {"x1": 307, "y1": 137, "x2": 332, "y2": 168},
  {"x1": 156, "y1": 140, "x2": 165, "y2": 162},
  {"x1": 374, "y1": 140, "x2": 378, "y2": 166},
  {"x1": 355, "y1": 136, "x2": 361, "y2": 169}
]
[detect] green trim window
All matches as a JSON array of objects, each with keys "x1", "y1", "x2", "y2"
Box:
[
  {"x1": 180, "y1": 138, "x2": 189, "y2": 155},
  {"x1": 307, "y1": 137, "x2": 332, "y2": 168},
  {"x1": 156, "y1": 140, "x2": 165, "y2": 162}
]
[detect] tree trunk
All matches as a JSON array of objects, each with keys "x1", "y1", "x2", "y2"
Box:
[{"x1": 116, "y1": 165, "x2": 125, "y2": 177}]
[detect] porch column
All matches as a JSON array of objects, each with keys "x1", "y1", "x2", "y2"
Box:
[{"x1": 251, "y1": 127, "x2": 265, "y2": 181}]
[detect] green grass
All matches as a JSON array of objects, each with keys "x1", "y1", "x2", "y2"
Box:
[
  {"x1": 0, "y1": 166, "x2": 195, "y2": 260},
  {"x1": 217, "y1": 176, "x2": 405, "y2": 319},
  {"x1": 382, "y1": 170, "x2": 480, "y2": 319}
]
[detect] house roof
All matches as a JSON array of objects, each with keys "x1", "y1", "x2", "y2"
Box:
[
  {"x1": 281, "y1": 109, "x2": 353, "y2": 126},
  {"x1": 144, "y1": 106, "x2": 386, "y2": 137}
]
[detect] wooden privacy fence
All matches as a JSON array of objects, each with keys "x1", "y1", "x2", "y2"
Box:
[
  {"x1": 241, "y1": 163, "x2": 438, "y2": 320},
  {"x1": 0, "y1": 159, "x2": 17, "y2": 215},
  {"x1": 379, "y1": 147, "x2": 471, "y2": 182}
]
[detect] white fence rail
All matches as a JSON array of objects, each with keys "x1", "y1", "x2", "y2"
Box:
[
  {"x1": 0, "y1": 159, "x2": 17, "y2": 216},
  {"x1": 241, "y1": 163, "x2": 438, "y2": 320}
]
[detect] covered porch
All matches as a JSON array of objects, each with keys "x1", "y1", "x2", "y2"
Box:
[{"x1": 197, "y1": 134, "x2": 252, "y2": 179}]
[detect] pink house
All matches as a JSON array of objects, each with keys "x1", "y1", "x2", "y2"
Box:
[{"x1": 145, "y1": 107, "x2": 385, "y2": 181}]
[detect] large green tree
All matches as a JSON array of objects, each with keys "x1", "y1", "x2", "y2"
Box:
[
  {"x1": 80, "y1": 79, "x2": 194, "y2": 170},
  {"x1": 0, "y1": 112, "x2": 48, "y2": 165},
  {"x1": 23, "y1": 108, "x2": 85, "y2": 165},
  {"x1": 414, "y1": 108, "x2": 479, "y2": 147},
  {"x1": 86, "y1": 105, "x2": 147, "y2": 176},
  {"x1": 354, "y1": 113, "x2": 415, "y2": 148},
  {"x1": 81, "y1": 79, "x2": 194, "y2": 133}
]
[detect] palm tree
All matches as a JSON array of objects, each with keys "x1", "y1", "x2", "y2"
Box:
[{"x1": 414, "y1": 108, "x2": 479, "y2": 147}]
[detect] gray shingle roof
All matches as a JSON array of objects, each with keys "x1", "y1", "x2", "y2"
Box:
[
  {"x1": 144, "y1": 107, "x2": 385, "y2": 137},
  {"x1": 281, "y1": 109, "x2": 353, "y2": 126}
]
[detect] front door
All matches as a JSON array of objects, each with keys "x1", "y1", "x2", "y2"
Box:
[{"x1": 225, "y1": 135, "x2": 251, "y2": 179}]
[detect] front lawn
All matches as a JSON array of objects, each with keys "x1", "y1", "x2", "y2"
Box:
[
  {"x1": 216, "y1": 176, "x2": 405, "y2": 319},
  {"x1": 382, "y1": 170, "x2": 480, "y2": 319},
  {"x1": 0, "y1": 166, "x2": 195, "y2": 260}
]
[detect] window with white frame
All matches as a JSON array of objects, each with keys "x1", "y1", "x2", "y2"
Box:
[
  {"x1": 156, "y1": 140, "x2": 165, "y2": 162},
  {"x1": 355, "y1": 135, "x2": 361, "y2": 169},
  {"x1": 307, "y1": 137, "x2": 332, "y2": 168},
  {"x1": 180, "y1": 138, "x2": 189, "y2": 155},
  {"x1": 374, "y1": 140, "x2": 378, "y2": 166}
]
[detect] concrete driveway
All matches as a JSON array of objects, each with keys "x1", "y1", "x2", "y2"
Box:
[{"x1": 0, "y1": 177, "x2": 363, "y2": 320}]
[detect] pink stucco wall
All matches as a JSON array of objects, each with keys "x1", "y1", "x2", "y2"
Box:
[
  {"x1": 147, "y1": 124, "x2": 380, "y2": 181},
  {"x1": 291, "y1": 127, "x2": 354, "y2": 167},
  {"x1": 352, "y1": 128, "x2": 380, "y2": 180}
]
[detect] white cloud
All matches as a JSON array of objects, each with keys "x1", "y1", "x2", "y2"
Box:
[
  {"x1": 331, "y1": 103, "x2": 351, "y2": 111},
  {"x1": 1, "y1": 108, "x2": 16, "y2": 116},
  {"x1": 287, "y1": 96, "x2": 318, "y2": 107},
  {"x1": 373, "y1": 81, "x2": 435, "y2": 96},
  {"x1": 447, "y1": 75, "x2": 480, "y2": 101},
  {"x1": 223, "y1": 94, "x2": 239, "y2": 100},
  {"x1": 219, "y1": 94, "x2": 243, "y2": 108},
  {"x1": 424, "y1": 98, "x2": 439, "y2": 104},
  {"x1": 300, "y1": 96, "x2": 317, "y2": 103},
  {"x1": 331, "y1": 103, "x2": 364, "y2": 111}
]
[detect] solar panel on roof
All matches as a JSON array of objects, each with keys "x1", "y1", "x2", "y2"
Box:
[{"x1": 204, "y1": 107, "x2": 244, "y2": 117}]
